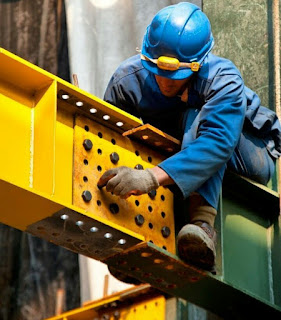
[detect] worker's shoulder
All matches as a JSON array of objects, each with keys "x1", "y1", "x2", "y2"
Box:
[
  {"x1": 199, "y1": 53, "x2": 243, "y2": 81},
  {"x1": 111, "y1": 54, "x2": 146, "y2": 84}
]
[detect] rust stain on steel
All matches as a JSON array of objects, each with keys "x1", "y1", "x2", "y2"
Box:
[
  {"x1": 123, "y1": 123, "x2": 181, "y2": 154},
  {"x1": 73, "y1": 115, "x2": 176, "y2": 254}
]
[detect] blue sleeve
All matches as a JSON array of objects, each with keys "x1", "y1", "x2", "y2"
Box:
[
  {"x1": 104, "y1": 76, "x2": 141, "y2": 118},
  {"x1": 158, "y1": 74, "x2": 246, "y2": 199}
]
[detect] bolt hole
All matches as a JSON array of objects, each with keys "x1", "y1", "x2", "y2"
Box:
[
  {"x1": 135, "y1": 150, "x2": 139, "y2": 156},
  {"x1": 148, "y1": 156, "x2": 152, "y2": 163},
  {"x1": 97, "y1": 200, "x2": 101, "y2": 206},
  {"x1": 109, "y1": 203, "x2": 119, "y2": 214},
  {"x1": 97, "y1": 149, "x2": 102, "y2": 155},
  {"x1": 148, "y1": 206, "x2": 153, "y2": 212},
  {"x1": 161, "y1": 195, "x2": 165, "y2": 201},
  {"x1": 111, "y1": 138, "x2": 116, "y2": 145},
  {"x1": 98, "y1": 132, "x2": 103, "y2": 138},
  {"x1": 161, "y1": 212, "x2": 166, "y2": 218},
  {"x1": 83, "y1": 176, "x2": 88, "y2": 182},
  {"x1": 135, "y1": 200, "x2": 140, "y2": 206},
  {"x1": 66, "y1": 239, "x2": 73, "y2": 243},
  {"x1": 37, "y1": 226, "x2": 45, "y2": 231},
  {"x1": 84, "y1": 159, "x2": 88, "y2": 165},
  {"x1": 149, "y1": 240, "x2": 154, "y2": 243},
  {"x1": 84, "y1": 125, "x2": 89, "y2": 132},
  {"x1": 97, "y1": 165, "x2": 102, "y2": 172},
  {"x1": 52, "y1": 233, "x2": 60, "y2": 237},
  {"x1": 162, "y1": 246, "x2": 167, "y2": 250},
  {"x1": 149, "y1": 223, "x2": 153, "y2": 229}
]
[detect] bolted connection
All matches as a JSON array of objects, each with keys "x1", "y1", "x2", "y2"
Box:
[
  {"x1": 82, "y1": 190, "x2": 92, "y2": 202},
  {"x1": 83, "y1": 139, "x2": 93, "y2": 151},
  {"x1": 135, "y1": 214, "x2": 145, "y2": 226},
  {"x1": 161, "y1": 226, "x2": 171, "y2": 238},
  {"x1": 135, "y1": 164, "x2": 143, "y2": 170},
  {"x1": 110, "y1": 152, "x2": 119, "y2": 164},
  {"x1": 148, "y1": 189, "x2": 157, "y2": 199}
]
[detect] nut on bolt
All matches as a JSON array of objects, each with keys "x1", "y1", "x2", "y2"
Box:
[
  {"x1": 135, "y1": 214, "x2": 144, "y2": 226},
  {"x1": 82, "y1": 190, "x2": 92, "y2": 202},
  {"x1": 110, "y1": 152, "x2": 119, "y2": 164},
  {"x1": 161, "y1": 226, "x2": 171, "y2": 238},
  {"x1": 148, "y1": 189, "x2": 157, "y2": 199},
  {"x1": 135, "y1": 164, "x2": 143, "y2": 170},
  {"x1": 83, "y1": 139, "x2": 93, "y2": 151}
]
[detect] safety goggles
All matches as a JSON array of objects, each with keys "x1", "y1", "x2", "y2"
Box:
[{"x1": 137, "y1": 49, "x2": 200, "y2": 72}]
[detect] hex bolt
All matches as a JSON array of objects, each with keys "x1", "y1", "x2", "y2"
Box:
[
  {"x1": 110, "y1": 152, "x2": 119, "y2": 164},
  {"x1": 109, "y1": 203, "x2": 119, "y2": 214},
  {"x1": 135, "y1": 164, "x2": 143, "y2": 170},
  {"x1": 135, "y1": 214, "x2": 144, "y2": 226},
  {"x1": 148, "y1": 189, "x2": 157, "y2": 199},
  {"x1": 83, "y1": 139, "x2": 93, "y2": 151},
  {"x1": 82, "y1": 190, "x2": 92, "y2": 202},
  {"x1": 161, "y1": 226, "x2": 171, "y2": 238}
]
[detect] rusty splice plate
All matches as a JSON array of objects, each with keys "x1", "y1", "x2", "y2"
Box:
[
  {"x1": 105, "y1": 242, "x2": 281, "y2": 318},
  {"x1": 73, "y1": 115, "x2": 176, "y2": 254},
  {"x1": 123, "y1": 124, "x2": 181, "y2": 154},
  {"x1": 26, "y1": 208, "x2": 142, "y2": 261}
]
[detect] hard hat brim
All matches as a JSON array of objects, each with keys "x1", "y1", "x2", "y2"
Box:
[{"x1": 141, "y1": 59, "x2": 194, "y2": 80}]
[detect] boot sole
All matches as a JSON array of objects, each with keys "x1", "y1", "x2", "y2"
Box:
[{"x1": 177, "y1": 224, "x2": 216, "y2": 270}]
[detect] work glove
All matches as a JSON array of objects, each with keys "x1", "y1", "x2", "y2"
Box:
[{"x1": 97, "y1": 166, "x2": 159, "y2": 199}]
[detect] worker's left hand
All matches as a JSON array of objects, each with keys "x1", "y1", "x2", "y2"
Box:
[{"x1": 97, "y1": 166, "x2": 159, "y2": 199}]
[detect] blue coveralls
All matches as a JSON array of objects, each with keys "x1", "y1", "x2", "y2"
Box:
[{"x1": 104, "y1": 54, "x2": 281, "y2": 209}]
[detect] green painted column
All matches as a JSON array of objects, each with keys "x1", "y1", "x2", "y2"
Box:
[{"x1": 204, "y1": 0, "x2": 280, "y2": 191}]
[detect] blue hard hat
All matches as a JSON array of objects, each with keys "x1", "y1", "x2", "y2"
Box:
[{"x1": 141, "y1": 2, "x2": 214, "y2": 80}]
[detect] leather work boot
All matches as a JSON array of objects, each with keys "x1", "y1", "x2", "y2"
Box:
[
  {"x1": 108, "y1": 265, "x2": 142, "y2": 285},
  {"x1": 177, "y1": 221, "x2": 217, "y2": 271}
]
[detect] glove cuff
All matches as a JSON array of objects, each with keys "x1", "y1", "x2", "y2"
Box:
[{"x1": 146, "y1": 168, "x2": 160, "y2": 189}]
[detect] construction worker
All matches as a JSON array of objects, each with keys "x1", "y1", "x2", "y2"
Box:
[{"x1": 98, "y1": 2, "x2": 281, "y2": 273}]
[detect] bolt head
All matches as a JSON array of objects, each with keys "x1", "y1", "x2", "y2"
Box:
[
  {"x1": 148, "y1": 189, "x2": 157, "y2": 199},
  {"x1": 135, "y1": 214, "x2": 144, "y2": 226},
  {"x1": 161, "y1": 226, "x2": 171, "y2": 238},
  {"x1": 82, "y1": 190, "x2": 92, "y2": 202},
  {"x1": 110, "y1": 152, "x2": 119, "y2": 164},
  {"x1": 135, "y1": 164, "x2": 143, "y2": 170},
  {"x1": 83, "y1": 139, "x2": 93, "y2": 151}
]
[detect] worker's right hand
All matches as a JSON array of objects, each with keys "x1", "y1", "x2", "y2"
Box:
[{"x1": 97, "y1": 166, "x2": 159, "y2": 199}]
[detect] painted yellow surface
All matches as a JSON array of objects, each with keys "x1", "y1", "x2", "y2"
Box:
[
  {"x1": 73, "y1": 115, "x2": 176, "y2": 253},
  {"x1": 0, "y1": 47, "x2": 168, "y2": 249},
  {"x1": 45, "y1": 294, "x2": 165, "y2": 320}
]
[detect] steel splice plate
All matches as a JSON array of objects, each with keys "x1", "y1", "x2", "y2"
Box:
[
  {"x1": 105, "y1": 242, "x2": 281, "y2": 318},
  {"x1": 26, "y1": 208, "x2": 143, "y2": 261},
  {"x1": 73, "y1": 115, "x2": 176, "y2": 253}
]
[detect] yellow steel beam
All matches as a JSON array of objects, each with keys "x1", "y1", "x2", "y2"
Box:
[
  {"x1": 45, "y1": 285, "x2": 166, "y2": 320},
  {"x1": 0, "y1": 47, "x2": 175, "y2": 262}
]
